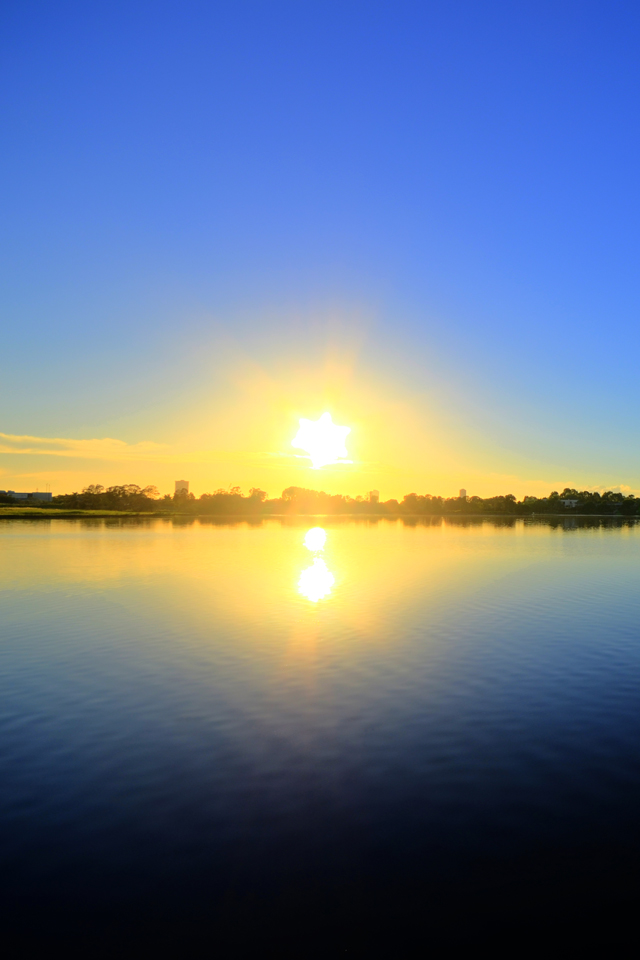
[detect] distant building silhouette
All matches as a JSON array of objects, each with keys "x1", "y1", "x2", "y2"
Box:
[
  {"x1": 369, "y1": 490, "x2": 380, "y2": 503},
  {"x1": 459, "y1": 488, "x2": 467, "y2": 499},
  {"x1": 0, "y1": 490, "x2": 52, "y2": 501},
  {"x1": 175, "y1": 480, "x2": 189, "y2": 494}
]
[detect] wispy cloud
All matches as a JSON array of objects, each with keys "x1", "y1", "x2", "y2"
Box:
[
  {"x1": 0, "y1": 432, "x2": 277, "y2": 466},
  {"x1": 0, "y1": 432, "x2": 169, "y2": 461},
  {"x1": 589, "y1": 483, "x2": 638, "y2": 495}
]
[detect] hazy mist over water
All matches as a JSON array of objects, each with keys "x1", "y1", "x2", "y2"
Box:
[{"x1": 2, "y1": 517, "x2": 640, "y2": 946}]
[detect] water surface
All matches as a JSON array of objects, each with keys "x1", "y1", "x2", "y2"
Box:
[{"x1": 2, "y1": 517, "x2": 639, "y2": 946}]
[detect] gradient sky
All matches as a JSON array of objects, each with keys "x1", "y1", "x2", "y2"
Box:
[{"x1": 2, "y1": 0, "x2": 640, "y2": 499}]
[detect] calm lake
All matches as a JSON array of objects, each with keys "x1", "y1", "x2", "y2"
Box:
[{"x1": 2, "y1": 516, "x2": 640, "y2": 948}]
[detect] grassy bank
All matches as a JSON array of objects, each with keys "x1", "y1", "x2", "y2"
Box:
[{"x1": 0, "y1": 508, "x2": 170, "y2": 518}]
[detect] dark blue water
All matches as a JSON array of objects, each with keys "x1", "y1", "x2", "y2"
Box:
[{"x1": 1, "y1": 517, "x2": 639, "y2": 949}]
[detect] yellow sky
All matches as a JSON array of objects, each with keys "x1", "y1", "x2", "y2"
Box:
[
  {"x1": 1, "y1": 328, "x2": 635, "y2": 500},
  {"x1": 0, "y1": 432, "x2": 624, "y2": 501}
]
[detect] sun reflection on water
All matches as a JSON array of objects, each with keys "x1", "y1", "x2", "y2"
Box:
[
  {"x1": 303, "y1": 527, "x2": 326, "y2": 552},
  {"x1": 298, "y1": 557, "x2": 334, "y2": 602},
  {"x1": 298, "y1": 527, "x2": 334, "y2": 602}
]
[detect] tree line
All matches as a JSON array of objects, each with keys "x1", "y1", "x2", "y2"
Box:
[{"x1": 27, "y1": 484, "x2": 640, "y2": 516}]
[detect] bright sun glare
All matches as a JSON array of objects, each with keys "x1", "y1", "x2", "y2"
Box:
[{"x1": 292, "y1": 412, "x2": 351, "y2": 469}]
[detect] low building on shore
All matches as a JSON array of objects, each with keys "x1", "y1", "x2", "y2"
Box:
[{"x1": 0, "y1": 491, "x2": 53, "y2": 501}]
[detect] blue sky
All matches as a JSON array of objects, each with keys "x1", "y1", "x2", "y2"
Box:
[{"x1": 2, "y1": 1, "x2": 640, "y2": 497}]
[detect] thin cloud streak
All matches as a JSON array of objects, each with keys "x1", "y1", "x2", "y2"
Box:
[
  {"x1": 0, "y1": 432, "x2": 276, "y2": 465},
  {"x1": 0, "y1": 432, "x2": 168, "y2": 460}
]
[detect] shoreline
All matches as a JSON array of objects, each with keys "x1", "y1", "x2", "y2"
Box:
[{"x1": 1, "y1": 509, "x2": 638, "y2": 521}]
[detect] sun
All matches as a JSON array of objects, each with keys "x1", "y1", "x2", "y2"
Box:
[{"x1": 292, "y1": 413, "x2": 351, "y2": 469}]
